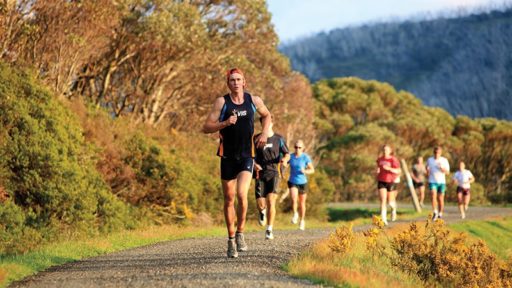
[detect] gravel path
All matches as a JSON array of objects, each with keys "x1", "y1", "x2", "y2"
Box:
[{"x1": 10, "y1": 205, "x2": 512, "y2": 288}]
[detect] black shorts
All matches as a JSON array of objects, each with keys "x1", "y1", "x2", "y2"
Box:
[
  {"x1": 220, "y1": 158, "x2": 254, "y2": 180},
  {"x1": 288, "y1": 181, "x2": 307, "y2": 194},
  {"x1": 255, "y1": 177, "x2": 280, "y2": 199},
  {"x1": 413, "y1": 181, "x2": 424, "y2": 188},
  {"x1": 378, "y1": 181, "x2": 396, "y2": 192},
  {"x1": 457, "y1": 186, "x2": 470, "y2": 196}
]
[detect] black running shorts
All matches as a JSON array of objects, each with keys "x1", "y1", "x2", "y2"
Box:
[
  {"x1": 377, "y1": 181, "x2": 396, "y2": 192},
  {"x1": 255, "y1": 176, "x2": 280, "y2": 199},
  {"x1": 456, "y1": 186, "x2": 470, "y2": 196},
  {"x1": 413, "y1": 181, "x2": 424, "y2": 188},
  {"x1": 220, "y1": 158, "x2": 254, "y2": 180},
  {"x1": 288, "y1": 181, "x2": 307, "y2": 194}
]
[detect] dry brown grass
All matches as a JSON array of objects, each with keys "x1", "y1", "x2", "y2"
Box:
[
  {"x1": 289, "y1": 216, "x2": 512, "y2": 288},
  {"x1": 0, "y1": 268, "x2": 5, "y2": 285},
  {"x1": 287, "y1": 220, "x2": 420, "y2": 288}
]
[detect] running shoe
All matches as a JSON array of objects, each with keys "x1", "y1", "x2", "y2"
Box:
[
  {"x1": 265, "y1": 230, "x2": 274, "y2": 240},
  {"x1": 461, "y1": 212, "x2": 466, "y2": 219},
  {"x1": 235, "y1": 232, "x2": 248, "y2": 252},
  {"x1": 258, "y1": 209, "x2": 266, "y2": 226},
  {"x1": 432, "y1": 212, "x2": 438, "y2": 221},
  {"x1": 299, "y1": 220, "x2": 306, "y2": 230},
  {"x1": 391, "y1": 209, "x2": 397, "y2": 222},
  {"x1": 227, "y1": 239, "x2": 238, "y2": 258},
  {"x1": 383, "y1": 218, "x2": 389, "y2": 226},
  {"x1": 291, "y1": 212, "x2": 299, "y2": 224}
]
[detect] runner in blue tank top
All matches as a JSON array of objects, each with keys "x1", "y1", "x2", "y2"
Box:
[
  {"x1": 203, "y1": 68, "x2": 271, "y2": 258},
  {"x1": 287, "y1": 139, "x2": 314, "y2": 230}
]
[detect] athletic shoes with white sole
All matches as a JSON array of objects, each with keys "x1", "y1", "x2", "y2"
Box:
[
  {"x1": 235, "y1": 232, "x2": 248, "y2": 252},
  {"x1": 291, "y1": 213, "x2": 299, "y2": 224},
  {"x1": 299, "y1": 220, "x2": 306, "y2": 230},
  {"x1": 227, "y1": 239, "x2": 238, "y2": 258},
  {"x1": 258, "y1": 209, "x2": 266, "y2": 226},
  {"x1": 265, "y1": 230, "x2": 274, "y2": 240},
  {"x1": 391, "y1": 209, "x2": 397, "y2": 222}
]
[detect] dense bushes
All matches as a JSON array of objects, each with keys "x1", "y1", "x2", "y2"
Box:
[
  {"x1": 314, "y1": 77, "x2": 512, "y2": 203},
  {"x1": 389, "y1": 220, "x2": 512, "y2": 287},
  {"x1": 0, "y1": 64, "x2": 135, "y2": 253}
]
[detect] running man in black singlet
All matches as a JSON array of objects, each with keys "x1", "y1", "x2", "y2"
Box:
[
  {"x1": 254, "y1": 116, "x2": 289, "y2": 240},
  {"x1": 203, "y1": 68, "x2": 271, "y2": 258}
]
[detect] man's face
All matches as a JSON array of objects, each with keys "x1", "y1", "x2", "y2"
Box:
[
  {"x1": 228, "y1": 73, "x2": 245, "y2": 93},
  {"x1": 434, "y1": 148, "x2": 442, "y2": 157}
]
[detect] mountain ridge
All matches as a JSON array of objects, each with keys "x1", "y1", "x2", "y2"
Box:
[{"x1": 280, "y1": 7, "x2": 512, "y2": 119}]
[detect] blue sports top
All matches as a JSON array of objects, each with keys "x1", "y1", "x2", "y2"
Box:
[
  {"x1": 217, "y1": 92, "x2": 256, "y2": 159},
  {"x1": 288, "y1": 153, "x2": 312, "y2": 185}
]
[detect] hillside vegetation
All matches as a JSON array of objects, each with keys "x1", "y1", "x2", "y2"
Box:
[
  {"x1": 314, "y1": 77, "x2": 512, "y2": 202},
  {"x1": 281, "y1": 6, "x2": 512, "y2": 119},
  {"x1": 1, "y1": 0, "x2": 512, "y2": 259}
]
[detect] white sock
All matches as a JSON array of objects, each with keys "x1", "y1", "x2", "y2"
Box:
[
  {"x1": 434, "y1": 209, "x2": 438, "y2": 215},
  {"x1": 381, "y1": 207, "x2": 387, "y2": 220},
  {"x1": 389, "y1": 201, "x2": 397, "y2": 211},
  {"x1": 439, "y1": 212, "x2": 443, "y2": 217},
  {"x1": 267, "y1": 225, "x2": 273, "y2": 231}
]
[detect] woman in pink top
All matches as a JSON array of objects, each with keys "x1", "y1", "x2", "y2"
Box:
[{"x1": 376, "y1": 144, "x2": 401, "y2": 225}]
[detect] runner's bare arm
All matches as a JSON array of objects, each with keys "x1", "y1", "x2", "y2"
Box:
[
  {"x1": 252, "y1": 95, "x2": 271, "y2": 148},
  {"x1": 302, "y1": 162, "x2": 315, "y2": 175},
  {"x1": 202, "y1": 97, "x2": 235, "y2": 133},
  {"x1": 411, "y1": 172, "x2": 419, "y2": 182},
  {"x1": 281, "y1": 153, "x2": 290, "y2": 167}
]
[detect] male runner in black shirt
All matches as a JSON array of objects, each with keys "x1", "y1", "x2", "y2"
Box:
[
  {"x1": 254, "y1": 116, "x2": 289, "y2": 239},
  {"x1": 203, "y1": 68, "x2": 271, "y2": 258}
]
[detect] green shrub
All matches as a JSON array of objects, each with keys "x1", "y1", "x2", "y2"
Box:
[{"x1": 0, "y1": 63, "x2": 133, "y2": 253}]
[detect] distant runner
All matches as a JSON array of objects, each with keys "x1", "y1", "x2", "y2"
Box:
[
  {"x1": 203, "y1": 68, "x2": 271, "y2": 258},
  {"x1": 426, "y1": 146, "x2": 450, "y2": 221},
  {"x1": 376, "y1": 144, "x2": 401, "y2": 225},
  {"x1": 288, "y1": 140, "x2": 314, "y2": 230},
  {"x1": 253, "y1": 116, "x2": 289, "y2": 239},
  {"x1": 452, "y1": 161, "x2": 475, "y2": 219},
  {"x1": 411, "y1": 156, "x2": 427, "y2": 208}
]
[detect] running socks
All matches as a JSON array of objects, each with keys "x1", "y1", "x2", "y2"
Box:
[{"x1": 381, "y1": 207, "x2": 388, "y2": 224}]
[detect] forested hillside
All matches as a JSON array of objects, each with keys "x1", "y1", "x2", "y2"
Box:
[
  {"x1": 1, "y1": 0, "x2": 512, "y2": 258},
  {"x1": 314, "y1": 77, "x2": 512, "y2": 203},
  {"x1": 280, "y1": 6, "x2": 512, "y2": 119}
]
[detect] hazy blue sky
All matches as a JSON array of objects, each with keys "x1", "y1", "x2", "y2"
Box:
[{"x1": 267, "y1": 0, "x2": 508, "y2": 42}]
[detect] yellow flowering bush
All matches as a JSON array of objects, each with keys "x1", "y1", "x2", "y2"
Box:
[
  {"x1": 389, "y1": 218, "x2": 512, "y2": 287},
  {"x1": 328, "y1": 223, "x2": 354, "y2": 255}
]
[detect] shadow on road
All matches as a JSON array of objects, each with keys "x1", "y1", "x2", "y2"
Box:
[{"x1": 327, "y1": 207, "x2": 376, "y2": 222}]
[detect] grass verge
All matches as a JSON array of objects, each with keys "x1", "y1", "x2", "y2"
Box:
[
  {"x1": 285, "y1": 211, "x2": 512, "y2": 288},
  {"x1": 450, "y1": 216, "x2": 512, "y2": 260},
  {"x1": 0, "y1": 224, "x2": 227, "y2": 288},
  {"x1": 0, "y1": 207, "x2": 345, "y2": 288}
]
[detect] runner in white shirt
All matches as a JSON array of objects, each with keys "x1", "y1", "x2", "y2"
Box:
[
  {"x1": 452, "y1": 161, "x2": 475, "y2": 219},
  {"x1": 426, "y1": 146, "x2": 450, "y2": 221}
]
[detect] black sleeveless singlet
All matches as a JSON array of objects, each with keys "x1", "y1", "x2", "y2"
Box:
[{"x1": 217, "y1": 92, "x2": 256, "y2": 159}]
